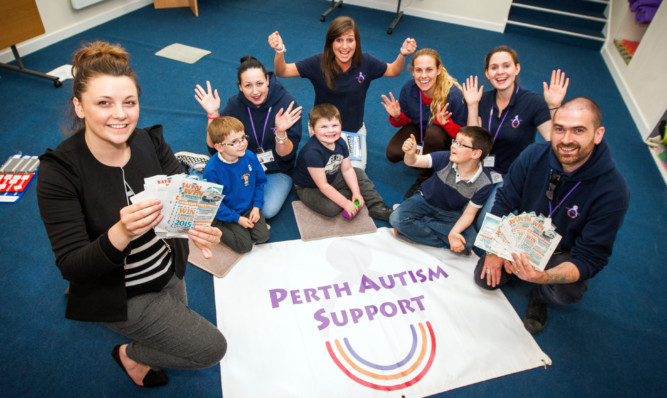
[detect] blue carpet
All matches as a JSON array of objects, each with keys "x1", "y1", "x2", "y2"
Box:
[{"x1": 0, "y1": 0, "x2": 665, "y2": 397}]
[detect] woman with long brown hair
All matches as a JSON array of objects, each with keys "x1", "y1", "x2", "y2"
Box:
[{"x1": 268, "y1": 16, "x2": 416, "y2": 169}]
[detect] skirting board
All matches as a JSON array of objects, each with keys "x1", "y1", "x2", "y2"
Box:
[
  {"x1": 0, "y1": 0, "x2": 152, "y2": 64},
  {"x1": 339, "y1": 0, "x2": 507, "y2": 33}
]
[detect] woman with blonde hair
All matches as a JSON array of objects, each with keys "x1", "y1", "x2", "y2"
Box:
[
  {"x1": 37, "y1": 41, "x2": 226, "y2": 388},
  {"x1": 381, "y1": 48, "x2": 468, "y2": 199}
]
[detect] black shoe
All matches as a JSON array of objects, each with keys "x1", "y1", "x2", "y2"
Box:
[
  {"x1": 523, "y1": 298, "x2": 548, "y2": 335},
  {"x1": 403, "y1": 179, "x2": 422, "y2": 200},
  {"x1": 368, "y1": 203, "x2": 393, "y2": 222},
  {"x1": 111, "y1": 345, "x2": 169, "y2": 387}
]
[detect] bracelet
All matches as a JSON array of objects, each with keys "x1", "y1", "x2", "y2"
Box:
[
  {"x1": 207, "y1": 113, "x2": 220, "y2": 120},
  {"x1": 549, "y1": 105, "x2": 561, "y2": 110},
  {"x1": 276, "y1": 45, "x2": 286, "y2": 54},
  {"x1": 275, "y1": 132, "x2": 288, "y2": 144}
]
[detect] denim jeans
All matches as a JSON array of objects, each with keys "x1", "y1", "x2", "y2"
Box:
[
  {"x1": 389, "y1": 192, "x2": 477, "y2": 248},
  {"x1": 262, "y1": 172, "x2": 293, "y2": 219}
]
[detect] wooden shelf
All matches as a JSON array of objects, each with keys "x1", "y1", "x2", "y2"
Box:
[{"x1": 153, "y1": 0, "x2": 198, "y2": 17}]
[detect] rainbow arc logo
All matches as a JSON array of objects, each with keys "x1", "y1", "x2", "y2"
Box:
[{"x1": 325, "y1": 321, "x2": 436, "y2": 391}]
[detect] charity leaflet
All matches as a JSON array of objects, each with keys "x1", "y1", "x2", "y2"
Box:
[
  {"x1": 341, "y1": 131, "x2": 363, "y2": 161},
  {"x1": 474, "y1": 212, "x2": 561, "y2": 271},
  {"x1": 131, "y1": 174, "x2": 224, "y2": 238}
]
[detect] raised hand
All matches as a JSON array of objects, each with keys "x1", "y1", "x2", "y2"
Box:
[
  {"x1": 434, "y1": 103, "x2": 452, "y2": 125},
  {"x1": 400, "y1": 38, "x2": 417, "y2": 56},
  {"x1": 268, "y1": 31, "x2": 285, "y2": 52},
  {"x1": 194, "y1": 80, "x2": 221, "y2": 116},
  {"x1": 380, "y1": 92, "x2": 401, "y2": 119},
  {"x1": 274, "y1": 101, "x2": 302, "y2": 133},
  {"x1": 543, "y1": 69, "x2": 569, "y2": 109},
  {"x1": 462, "y1": 75, "x2": 483, "y2": 106},
  {"x1": 402, "y1": 133, "x2": 418, "y2": 154}
]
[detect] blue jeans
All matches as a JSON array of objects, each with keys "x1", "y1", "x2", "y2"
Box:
[
  {"x1": 389, "y1": 193, "x2": 477, "y2": 248},
  {"x1": 475, "y1": 180, "x2": 503, "y2": 230},
  {"x1": 262, "y1": 172, "x2": 293, "y2": 219}
]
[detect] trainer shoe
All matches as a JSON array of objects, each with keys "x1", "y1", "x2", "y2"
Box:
[
  {"x1": 175, "y1": 151, "x2": 210, "y2": 173},
  {"x1": 523, "y1": 297, "x2": 548, "y2": 335},
  {"x1": 368, "y1": 203, "x2": 393, "y2": 222}
]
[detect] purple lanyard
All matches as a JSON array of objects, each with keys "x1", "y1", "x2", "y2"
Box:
[
  {"x1": 247, "y1": 106, "x2": 272, "y2": 150},
  {"x1": 487, "y1": 86, "x2": 519, "y2": 141},
  {"x1": 548, "y1": 181, "x2": 581, "y2": 218}
]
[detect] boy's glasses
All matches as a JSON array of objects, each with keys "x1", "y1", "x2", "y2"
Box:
[
  {"x1": 451, "y1": 140, "x2": 474, "y2": 150},
  {"x1": 219, "y1": 135, "x2": 249, "y2": 148}
]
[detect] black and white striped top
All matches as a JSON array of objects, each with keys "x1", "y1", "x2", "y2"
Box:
[
  {"x1": 123, "y1": 229, "x2": 174, "y2": 298},
  {"x1": 122, "y1": 175, "x2": 174, "y2": 298}
]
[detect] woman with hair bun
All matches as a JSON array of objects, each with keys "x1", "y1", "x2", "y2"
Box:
[
  {"x1": 381, "y1": 48, "x2": 468, "y2": 199},
  {"x1": 193, "y1": 55, "x2": 303, "y2": 219},
  {"x1": 268, "y1": 16, "x2": 417, "y2": 169},
  {"x1": 37, "y1": 41, "x2": 226, "y2": 388}
]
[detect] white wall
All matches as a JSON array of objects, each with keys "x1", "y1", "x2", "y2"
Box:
[
  {"x1": 0, "y1": 0, "x2": 152, "y2": 63},
  {"x1": 341, "y1": 0, "x2": 512, "y2": 32},
  {"x1": 2, "y1": 0, "x2": 511, "y2": 64},
  {"x1": 602, "y1": 0, "x2": 667, "y2": 138}
]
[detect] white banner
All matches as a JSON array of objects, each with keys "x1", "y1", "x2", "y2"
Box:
[{"x1": 214, "y1": 228, "x2": 550, "y2": 397}]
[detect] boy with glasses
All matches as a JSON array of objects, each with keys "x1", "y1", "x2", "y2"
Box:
[
  {"x1": 203, "y1": 116, "x2": 270, "y2": 253},
  {"x1": 390, "y1": 126, "x2": 493, "y2": 254}
]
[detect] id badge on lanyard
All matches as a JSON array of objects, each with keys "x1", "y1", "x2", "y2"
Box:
[{"x1": 256, "y1": 148, "x2": 275, "y2": 171}]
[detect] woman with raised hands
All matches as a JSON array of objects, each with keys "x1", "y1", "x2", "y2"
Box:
[
  {"x1": 462, "y1": 45, "x2": 569, "y2": 227},
  {"x1": 268, "y1": 15, "x2": 417, "y2": 169},
  {"x1": 194, "y1": 55, "x2": 303, "y2": 219},
  {"x1": 37, "y1": 41, "x2": 226, "y2": 388},
  {"x1": 381, "y1": 48, "x2": 468, "y2": 199}
]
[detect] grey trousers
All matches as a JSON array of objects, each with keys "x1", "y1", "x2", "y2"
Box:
[
  {"x1": 212, "y1": 207, "x2": 270, "y2": 253},
  {"x1": 105, "y1": 274, "x2": 226, "y2": 370},
  {"x1": 294, "y1": 167, "x2": 384, "y2": 217}
]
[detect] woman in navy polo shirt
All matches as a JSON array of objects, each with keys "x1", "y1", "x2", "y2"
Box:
[
  {"x1": 462, "y1": 45, "x2": 569, "y2": 227},
  {"x1": 268, "y1": 16, "x2": 417, "y2": 169},
  {"x1": 381, "y1": 48, "x2": 468, "y2": 199}
]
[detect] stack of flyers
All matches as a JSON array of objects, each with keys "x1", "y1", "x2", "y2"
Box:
[
  {"x1": 474, "y1": 212, "x2": 562, "y2": 271},
  {"x1": 341, "y1": 131, "x2": 363, "y2": 161},
  {"x1": 131, "y1": 174, "x2": 224, "y2": 238}
]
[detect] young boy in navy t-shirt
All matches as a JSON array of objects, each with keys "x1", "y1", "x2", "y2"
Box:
[{"x1": 292, "y1": 104, "x2": 393, "y2": 221}]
